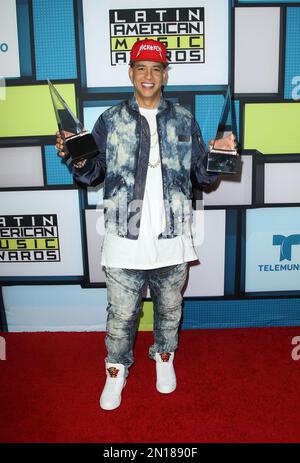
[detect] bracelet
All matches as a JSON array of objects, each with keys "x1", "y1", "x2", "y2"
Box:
[{"x1": 73, "y1": 159, "x2": 87, "y2": 169}]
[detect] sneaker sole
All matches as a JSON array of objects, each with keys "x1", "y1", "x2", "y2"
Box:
[
  {"x1": 99, "y1": 379, "x2": 127, "y2": 410},
  {"x1": 156, "y1": 383, "x2": 176, "y2": 394}
]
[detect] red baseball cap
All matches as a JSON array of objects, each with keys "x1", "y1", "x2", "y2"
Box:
[{"x1": 130, "y1": 39, "x2": 168, "y2": 65}]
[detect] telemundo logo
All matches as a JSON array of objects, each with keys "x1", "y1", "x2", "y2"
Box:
[
  {"x1": 273, "y1": 234, "x2": 300, "y2": 261},
  {"x1": 0, "y1": 43, "x2": 8, "y2": 53},
  {"x1": 258, "y1": 234, "x2": 300, "y2": 272}
]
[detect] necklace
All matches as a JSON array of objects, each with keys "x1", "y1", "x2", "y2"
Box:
[
  {"x1": 148, "y1": 129, "x2": 160, "y2": 167},
  {"x1": 148, "y1": 157, "x2": 161, "y2": 168},
  {"x1": 150, "y1": 131, "x2": 159, "y2": 149}
]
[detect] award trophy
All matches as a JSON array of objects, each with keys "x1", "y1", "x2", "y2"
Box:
[
  {"x1": 48, "y1": 80, "x2": 99, "y2": 166},
  {"x1": 206, "y1": 87, "x2": 240, "y2": 174}
]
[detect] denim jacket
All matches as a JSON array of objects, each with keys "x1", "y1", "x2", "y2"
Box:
[{"x1": 72, "y1": 95, "x2": 218, "y2": 239}]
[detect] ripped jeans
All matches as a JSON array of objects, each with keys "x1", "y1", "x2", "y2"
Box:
[{"x1": 103, "y1": 263, "x2": 188, "y2": 376}]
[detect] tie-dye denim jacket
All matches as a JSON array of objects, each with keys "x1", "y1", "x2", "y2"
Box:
[{"x1": 72, "y1": 95, "x2": 218, "y2": 240}]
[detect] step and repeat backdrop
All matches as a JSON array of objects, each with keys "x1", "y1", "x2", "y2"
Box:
[{"x1": 0, "y1": 0, "x2": 300, "y2": 331}]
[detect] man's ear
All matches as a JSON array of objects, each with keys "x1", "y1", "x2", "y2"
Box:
[
  {"x1": 163, "y1": 67, "x2": 168, "y2": 85},
  {"x1": 128, "y1": 66, "x2": 134, "y2": 84}
]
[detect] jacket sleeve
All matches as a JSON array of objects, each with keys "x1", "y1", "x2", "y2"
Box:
[
  {"x1": 71, "y1": 115, "x2": 107, "y2": 187},
  {"x1": 190, "y1": 117, "x2": 219, "y2": 189}
]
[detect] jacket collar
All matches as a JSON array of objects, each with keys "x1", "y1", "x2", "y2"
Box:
[{"x1": 127, "y1": 94, "x2": 168, "y2": 114}]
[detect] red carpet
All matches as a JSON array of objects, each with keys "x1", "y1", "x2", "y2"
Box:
[{"x1": 1, "y1": 327, "x2": 300, "y2": 443}]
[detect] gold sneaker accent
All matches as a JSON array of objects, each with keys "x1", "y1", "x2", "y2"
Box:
[
  {"x1": 107, "y1": 366, "x2": 120, "y2": 378},
  {"x1": 159, "y1": 352, "x2": 171, "y2": 362}
]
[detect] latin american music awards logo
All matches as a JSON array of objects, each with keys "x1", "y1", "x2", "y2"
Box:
[
  {"x1": 0, "y1": 214, "x2": 60, "y2": 263},
  {"x1": 258, "y1": 234, "x2": 300, "y2": 272},
  {"x1": 109, "y1": 7, "x2": 205, "y2": 65}
]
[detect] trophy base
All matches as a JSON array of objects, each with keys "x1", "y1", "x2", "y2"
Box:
[
  {"x1": 64, "y1": 132, "x2": 99, "y2": 166},
  {"x1": 206, "y1": 148, "x2": 238, "y2": 174}
]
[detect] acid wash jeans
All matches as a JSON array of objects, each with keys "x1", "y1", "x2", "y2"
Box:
[{"x1": 103, "y1": 262, "x2": 188, "y2": 376}]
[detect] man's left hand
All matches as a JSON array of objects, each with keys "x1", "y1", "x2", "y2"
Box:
[{"x1": 209, "y1": 133, "x2": 237, "y2": 151}]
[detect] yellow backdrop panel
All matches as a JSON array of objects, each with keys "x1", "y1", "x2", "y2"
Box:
[
  {"x1": 138, "y1": 301, "x2": 154, "y2": 331},
  {"x1": 0, "y1": 84, "x2": 77, "y2": 137},
  {"x1": 244, "y1": 103, "x2": 300, "y2": 154}
]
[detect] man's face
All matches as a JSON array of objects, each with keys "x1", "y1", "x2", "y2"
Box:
[{"x1": 129, "y1": 61, "x2": 167, "y2": 107}]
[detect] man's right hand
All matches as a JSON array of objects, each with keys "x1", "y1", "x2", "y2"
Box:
[
  {"x1": 55, "y1": 131, "x2": 65, "y2": 158},
  {"x1": 55, "y1": 130, "x2": 74, "y2": 159},
  {"x1": 55, "y1": 130, "x2": 88, "y2": 169}
]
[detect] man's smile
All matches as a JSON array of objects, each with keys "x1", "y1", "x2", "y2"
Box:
[{"x1": 141, "y1": 83, "x2": 155, "y2": 88}]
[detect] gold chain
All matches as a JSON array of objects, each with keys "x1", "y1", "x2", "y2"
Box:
[{"x1": 148, "y1": 158, "x2": 161, "y2": 168}]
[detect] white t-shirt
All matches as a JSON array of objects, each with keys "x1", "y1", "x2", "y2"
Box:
[{"x1": 101, "y1": 107, "x2": 198, "y2": 269}]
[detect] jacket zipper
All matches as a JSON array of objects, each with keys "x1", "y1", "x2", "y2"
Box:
[
  {"x1": 156, "y1": 113, "x2": 168, "y2": 236},
  {"x1": 135, "y1": 114, "x2": 142, "y2": 178}
]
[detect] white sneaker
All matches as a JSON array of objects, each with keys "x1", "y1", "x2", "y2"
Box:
[
  {"x1": 155, "y1": 352, "x2": 176, "y2": 394},
  {"x1": 100, "y1": 363, "x2": 126, "y2": 410}
]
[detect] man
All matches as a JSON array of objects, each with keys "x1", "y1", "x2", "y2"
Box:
[{"x1": 56, "y1": 39, "x2": 236, "y2": 411}]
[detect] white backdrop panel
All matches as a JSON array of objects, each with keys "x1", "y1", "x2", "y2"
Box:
[
  {"x1": 0, "y1": 190, "x2": 84, "y2": 276},
  {"x1": 234, "y1": 7, "x2": 280, "y2": 93},
  {"x1": 203, "y1": 155, "x2": 252, "y2": 206},
  {"x1": 83, "y1": 106, "x2": 110, "y2": 132},
  {"x1": 0, "y1": 0, "x2": 20, "y2": 78},
  {"x1": 87, "y1": 184, "x2": 104, "y2": 207},
  {"x1": 83, "y1": 0, "x2": 229, "y2": 87},
  {"x1": 0, "y1": 146, "x2": 44, "y2": 188},
  {"x1": 264, "y1": 163, "x2": 300, "y2": 204},
  {"x1": 3, "y1": 285, "x2": 108, "y2": 332},
  {"x1": 85, "y1": 209, "x2": 106, "y2": 283},
  {"x1": 184, "y1": 209, "x2": 226, "y2": 296}
]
